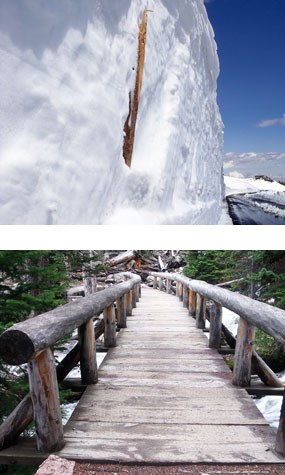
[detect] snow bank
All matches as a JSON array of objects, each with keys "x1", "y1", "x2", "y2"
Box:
[
  {"x1": 0, "y1": 0, "x2": 224, "y2": 224},
  {"x1": 224, "y1": 176, "x2": 285, "y2": 196}
]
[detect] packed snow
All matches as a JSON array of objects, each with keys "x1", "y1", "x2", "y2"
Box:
[{"x1": 0, "y1": 0, "x2": 224, "y2": 224}]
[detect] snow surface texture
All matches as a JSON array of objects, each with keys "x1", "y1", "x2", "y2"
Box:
[{"x1": 0, "y1": 0, "x2": 224, "y2": 224}]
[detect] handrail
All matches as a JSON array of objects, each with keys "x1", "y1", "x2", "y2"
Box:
[
  {"x1": 150, "y1": 272, "x2": 285, "y2": 344},
  {"x1": 0, "y1": 272, "x2": 141, "y2": 365},
  {"x1": 150, "y1": 271, "x2": 285, "y2": 457},
  {"x1": 0, "y1": 272, "x2": 141, "y2": 453}
]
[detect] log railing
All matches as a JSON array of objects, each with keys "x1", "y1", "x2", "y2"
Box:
[
  {"x1": 0, "y1": 272, "x2": 141, "y2": 453},
  {"x1": 150, "y1": 271, "x2": 285, "y2": 456}
]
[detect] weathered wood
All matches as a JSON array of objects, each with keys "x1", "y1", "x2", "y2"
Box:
[
  {"x1": 150, "y1": 272, "x2": 285, "y2": 346},
  {"x1": 132, "y1": 286, "x2": 137, "y2": 308},
  {"x1": 79, "y1": 319, "x2": 98, "y2": 385},
  {"x1": 195, "y1": 294, "x2": 206, "y2": 329},
  {"x1": 182, "y1": 285, "x2": 189, "y2": 309},
  {"x1": 116, "y1": 296, "x2": 126, "y2": 328},
  {"x1": 0, "y1": 273, "x2": 140, "y2": 365},
  {"x1": 166, "y1": 279, "x2": 171, "y2": 294},
  {"x1": 178, "y1": 282, "x2": 183, "y2": 301},
  {"x1": 153, "y1": 276, "x2": 158, "y2": 290},
  {"x1": 209, "y1": 303, "x2": 222, "y2": 349},
  {"x1": 189, "y1": 289, "x2": 196, "y2": 316},
  {"x1": 125, "y1": 291, "x2": 132, "y2": 316},
  {"x1": 158, "y1": 277, "x2": 163, "y2": 291},
  {"x1": 27, "y1": 348, "x2": 64, "y2": 452},
  {"x1": 0, "y1": 395, "x2": 33, "y2": 450},
  {"x1": 276, "y1": 389, "x2": 285, "y2": 455},
  {"x1": 103, "y1": 305, "x2": 116, "y2": 348},
  {"x1": 233, "y1": 317, "x2": 255, "y2": 387},
  {"x1": 104, "y1": 251, "x2": 138, "y2": 268}
]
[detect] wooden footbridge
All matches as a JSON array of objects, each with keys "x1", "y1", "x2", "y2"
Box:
[{"x1": 1, "y1": 272, "x2": 285, "y2": 466}]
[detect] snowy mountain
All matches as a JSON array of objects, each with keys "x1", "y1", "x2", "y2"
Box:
[{"x1": 0, "y1": 0, "x2": 224, "y2": 224}]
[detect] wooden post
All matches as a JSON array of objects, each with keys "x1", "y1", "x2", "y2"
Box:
[
  {"x1": 125, "y1": 290, "x2": 133, "y2": 316},
  {"x1": 196, "y1": 294, "x2": 206, "y2": 329},
  {"x1": 179, "y1": 282, "x2": 183, "y2": 302},
  {"x1": 166, "y1": 279, "x2": 171, "y2": 294},
  {"x1": 233, "y1": 317, "x2": 255, "y2": 387},
  {"x1": 132, "y1": 286, "x2": 137, "y2": 308},
  {"x1": 209, "y1": 303, "x2": 223, "y2": 349},
  {"x1": 153, "y1": 276, "x2": 158, "y2": 290},
  {"x1": 275, "y1": 389, "x2": 285, "y2": 455},
  {"x1": 176, "y1": 281, "x2": 179, "y2": 297},
  {"x1": 189, "y1": 289, "x2": 196, "y2": 316},
  {"x1": 27, "y1": 348, "x2": 64, "y2": 452},
  {"x1": 103, "y1": 305, "x2": 117, "y2": 348},
  {"x1": 139, "y1": 284, "x2": 142, "y2": 298},
  {"x1": 135, "y1": 284, "x2": 140, "y2": 302},
  {"x1": 159, "y1": 277, "x2": 163, "y2": 291},
  {"x1": 79, "y1": 318, "x2": 98, "y2": 384},
  {"x1": 183, "y1": 285, "x2": 189, "y2": 308},
  {"x1": 116, "y1": 296, "x2": 127, "y2": 328}
]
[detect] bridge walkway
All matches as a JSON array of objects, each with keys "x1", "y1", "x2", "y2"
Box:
[{"x1": 58, "y1": 286, "x2": 281, "y2": 464}]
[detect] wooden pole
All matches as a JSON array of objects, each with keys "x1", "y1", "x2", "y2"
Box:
[
  {"x1": 183, "y1": 285, "x2": 189, "y2": 309},
  {"x1": 209, "y1": 303, "x2": 223, "y2": 349},
  {"x1": 132, "y1": 287, "x2": 137, "y2": 308},
  {"x1": 116, "y1": 296, "x2": 127, "y2": 328},
  {"x1": 275, "y1": 389, "x2": 285, "y2": 455},
  {"x1": 79, "y1": 318, "x2": 98, "y2": 385},
  {"x1": 233, "y1": 317, "x2": 255, "y2": 387},
  {"x1": 103, "y1": 305, "x2": 117, "y2": 348},
  {"x1": 27, "y1": 348, "x2": 64, "y2": 452},
  {"x1": 196, "y1": 294, "x2": 206, "y2": 329},
  {"x1": 135, "y1": 284, "x2": 140, "y2": 302},
  {"x1": 179, "y1": 282, "x2": 183, "y2": 302},
  {"x1": 189, "y1": 289, "x2": 196, "y2": 316},
  {"x1": 166, "y1": 279, "x2": 171, "y2": 294},
  {"x1": 153, "y1": 276, "x2": 158, "y2": 290},
  {"x1": 139, "y1": 284, "x2": 142, "y2": 298},
  {"x1": 125, "y1": 290, "x2": 133, "y2": 316},
  {"x1": 176, "y1": 282, "x2": 179, "y2": 297},
  {"x1": 159, "y1": 277, "x2": 163, "y2": 291}
]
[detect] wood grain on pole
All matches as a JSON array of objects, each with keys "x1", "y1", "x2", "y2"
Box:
[
  {"x1": 275, "y1": 389, "x2": 285, "y2": 455},
  {"x1": 159, "y1": 277, "x2": 163, "y2": 291},
  {"x1": 209, "y1": 303, "x2": 222, "y2": 349},
  {"x1": 28, "y1": 348, "x2": 64, "y2": 452},
  {"x1": 125, "y1": 291, "x2": 133, "y2": 316},
  {"x1": 179, "y1": 282, "x2": 183, "y2": 302},
  {"x1": 189, "y1": 289, "x2": 196, "y2": 316},
  {"x1": 183, "y1": 285, "x2": 189, "y2": 309},
  {"x1": 116, "y1": 296, "x2": 126, "y2": 328},
  {"x1": 233, "y1": 317, "x2": 255, "y2": 387},
  {"x1": 103, "y1": 305, "x2": 116, "y2": 348},
  {"x1": 132, "y1": 287, "x2": 137, "y2": 308},
  {"x1": 153, "y1": 276, "x2": 158, "y2": 290},
  {"x1": 196, "y1": 294, "x2": 206, "y2": 329},
  {"x1": 79, "y1": 319, "x2": 98, "y2": 385},
  {"x1": 166, "y1": 279, "x2": 171, "y2": 294}
]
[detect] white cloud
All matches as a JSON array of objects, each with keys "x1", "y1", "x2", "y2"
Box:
[
  {"x1": 229, "y1": 171, "x2": 245, "y2": 178},
  {"x1": 224, "y1": 160, "x2": 234, "y2": 169},
  {"x1": 258, "y1": 114, "x2": 285, "y2": 128}
]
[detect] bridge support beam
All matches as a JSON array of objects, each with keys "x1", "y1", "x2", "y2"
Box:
[
  {"x1": 28, "y1": 348, "x2": 64, "y2": 452},
  {"x1": 233, "y1": 317, "x2": 255, "y2": 387},
  {"x1": 209, "y1": 303, "x2": 222, "y2": 349}
]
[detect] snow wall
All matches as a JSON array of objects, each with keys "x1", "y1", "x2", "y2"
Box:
[{"x1": 0, "y1": 0, "x2": 224, "y2": 224}]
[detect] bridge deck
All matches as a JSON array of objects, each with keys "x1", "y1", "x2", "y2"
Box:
[{"x1": 0, "y1": 287, "x2": 283, "y2": 465}]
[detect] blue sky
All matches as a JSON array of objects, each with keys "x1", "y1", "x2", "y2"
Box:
[{"x1": 204, "y1": 0, "x2": 285, "y2": 155}]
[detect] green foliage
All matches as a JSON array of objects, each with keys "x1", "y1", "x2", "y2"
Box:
[
  {"x1": 255, "y1": 328, "x2": 285, "y2": 372},
  {"x1": 0, "y1": 464, "x2": 38, "y2": 475}
]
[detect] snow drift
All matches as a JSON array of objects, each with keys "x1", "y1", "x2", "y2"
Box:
[{"x1": 0, "y1": 0, "x2": 224, "y2": 224}]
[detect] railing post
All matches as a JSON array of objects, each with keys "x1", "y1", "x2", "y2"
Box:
[
  {"x1": 104, "y1": 304, "x2": 117, "y2": 348},
  {"x1": 132, "y1": 286, "x2": 137, "y2": 308},
  {"x1": 275, "y1": 390, "x2": 285, "y2": 455},
  {"x1": 135, "y1": 284, "x2": 140, "y2": 302},
  {"x1": 189, "y1": 289, "x2": 196, "y2": 316},
  {"x1": 117, "y1": 295, "x2": 127, "y2": 328},
  {"x1": 233, "y1": 317, "x2": 255, "y2": 387},
  {"x1": 166, "y1": 278, "x2": 171, "y2": 294},
  {"x1": 79, "y1": 318, "x2": 98, "y2": 384},
  {"x1": 125, "y1": 290, "x2": 133, "y2": 316},
  {"x1": 159, "y1": 277, "x2": 163, "y2": 292},
  {"x1": 209, "y1": 303, "x2": 223, "y2": 349},
  {"x1": 139, "y1": 284, "x2": 142, "y2": 298},
  {"x1": 179, "y1": 282, "x2": 183, "y2": 302},
  {"x1": 27, "y1": 348, "x2": 64, "y2": 452},
  {"x1": 153, "y1": 276, "x2": 158, "y2": 290},
  {"x1": 176, "y1": 281, "x2": 179, "y2": 297},
  {"x1": 196, "y1": 294, "x2": 206, "y2": 329},
  {"x1": 183, "y1": 285, "x2": 189, "y2": 308}
]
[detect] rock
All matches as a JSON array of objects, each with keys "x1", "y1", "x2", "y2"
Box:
[{"x1": 35, "y1": 455, "x2": 75, "y2": 475}]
